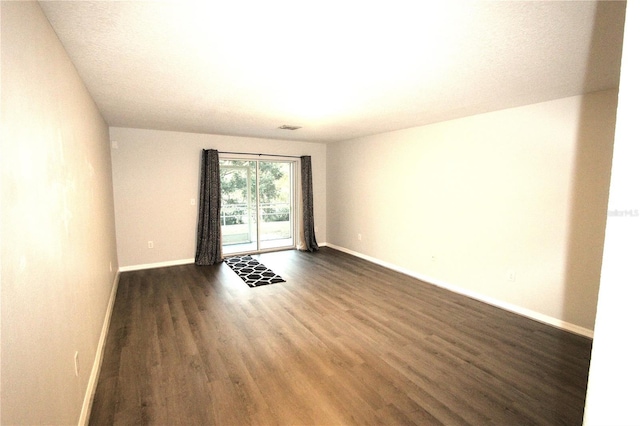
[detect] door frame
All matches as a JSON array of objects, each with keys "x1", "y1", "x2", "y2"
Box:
[{"x1": 219, "y1": 154, "x2": 299, "y2": 256}]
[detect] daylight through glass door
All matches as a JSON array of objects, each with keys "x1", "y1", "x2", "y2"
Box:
[{"x1": 220, "y1": 159, "x2": 294, "y2": 255}]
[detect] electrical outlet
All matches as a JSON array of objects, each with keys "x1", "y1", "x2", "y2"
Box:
[
  {"x1": 508, "y1": 270, "x2": 516, "y2": 282},
  {"x1": 431, "y1": 255, "x2": 436, "y2": 262},
  {"x1": 357, "y1": 233, "x2": 362, "y2": 241},
  {"x1": 190, "y1": 198, "x2": 196, "y2": 205},
  {"x1": 148, "y1": 241, "x2": 154, "y2": 249},
  {"x1": 74, "y1": 351, "x2": 79, "y2": 376}
]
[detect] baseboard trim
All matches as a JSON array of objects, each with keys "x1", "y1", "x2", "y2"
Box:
[
  {"x1": 119, "y1": 247, "x2": 331, "y2": 272},
  {"x1": 119, "y1": 258, "x2": 194, "y2": 272},
  {"x1": 78, "y1": 270, "x2": 120, "y2": 426},
  {"x1": 325, "y1": 243, "x2": 594, "y2": 339}
]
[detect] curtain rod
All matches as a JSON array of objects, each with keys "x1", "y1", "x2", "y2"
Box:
[{"x1": 217, "y1": 150, "x2": 302, "y2": 159}]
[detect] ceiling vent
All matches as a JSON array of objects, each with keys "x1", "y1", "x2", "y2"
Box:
[{"x1": 278, "y1": 125, "x2": 302, "y2": 130}]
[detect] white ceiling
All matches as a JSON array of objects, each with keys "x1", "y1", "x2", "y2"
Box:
[{"x1": 39, "y1": 1, "x2": 626, "y2": 143}]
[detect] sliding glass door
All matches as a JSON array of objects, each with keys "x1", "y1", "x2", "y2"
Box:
[{"x1": 220, "y1": 159, "x2": 295, "y2": 255}]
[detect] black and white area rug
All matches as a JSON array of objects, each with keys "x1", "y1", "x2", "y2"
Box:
[{"x1": 224, "y1": 255, "x2": 286, "y2": 287}]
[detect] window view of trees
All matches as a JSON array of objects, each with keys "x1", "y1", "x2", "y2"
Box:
[
  {"x1": 219, "y1": 160, "x2": 290, "y2": 224},
  {"x1": 219, "y1": 159, "x2": 294, "y2": 253}
]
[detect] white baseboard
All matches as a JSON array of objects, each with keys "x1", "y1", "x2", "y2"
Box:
[
  {"x1": 325, "y1": 243, "x2": 594, "y2": 339},
  {"x1": 78, "y1": 271, "x2": 120, "y2": 426},
  {"x1": 121, "y1": 246, "x2": 331, "y2": 272},
  {"x1": 119, "y1": 258, "x2": 194, "y2": 272}
]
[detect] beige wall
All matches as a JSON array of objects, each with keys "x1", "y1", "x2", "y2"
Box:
[
  {"x1": 584, "y1": 0, "x2": 639, "y2": 423},
  {"x1": 1, "y1": 2, "x2": 119, "y2": 425},
  {"x1": 109, "y1": 127, "x2": 327, "y2": 268},
  {"x1": 327, "y1": 90, "x2": 617, "y2": 333}
]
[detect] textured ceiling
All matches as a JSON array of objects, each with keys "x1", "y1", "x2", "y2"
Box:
[{"x1": 39, "y1": 1, "x2": 626, "y2": 143}]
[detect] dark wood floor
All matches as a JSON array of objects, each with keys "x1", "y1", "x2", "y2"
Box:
[{"x1": 90, "y1": 248, "x2": 592, "y2": 425}]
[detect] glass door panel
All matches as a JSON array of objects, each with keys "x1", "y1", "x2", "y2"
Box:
[
  {"x1": 258, "y1": 162, "x2": 293, "y2": 250},
  {"x1": 220, "y1": 160, "x2": 257, "y2": 254},
  {"x1": 220, "y1": 159, "x2": 294, "y2": 255}
]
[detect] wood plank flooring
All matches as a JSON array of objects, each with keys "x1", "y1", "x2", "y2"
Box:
[{"x1": 89, "y1": 248, "x2": 592, "y2": 425}]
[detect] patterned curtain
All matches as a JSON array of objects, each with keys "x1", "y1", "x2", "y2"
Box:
[
  {"x1": 300, "y1": 156, "x2": 319, "y2": 252},
  {"x1": 195, "y1": 149, "x2": 223, "y2": 265}
]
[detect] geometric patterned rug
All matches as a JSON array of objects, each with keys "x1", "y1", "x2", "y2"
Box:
[{"x1": 224, "y1": 255, "x2": 286, "y2": 287}]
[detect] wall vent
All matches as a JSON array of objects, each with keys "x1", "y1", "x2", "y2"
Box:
[{"x1": 278, "y1": 125, "x2": 302, "y2": 130}]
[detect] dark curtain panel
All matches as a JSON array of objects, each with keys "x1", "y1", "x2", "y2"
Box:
[
  {"x1": 195, "y1": 149, "x2": 223, "y2": 265},
  {"x1": 301, "y1": 155, "x2": 319, "y2": 252}
]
